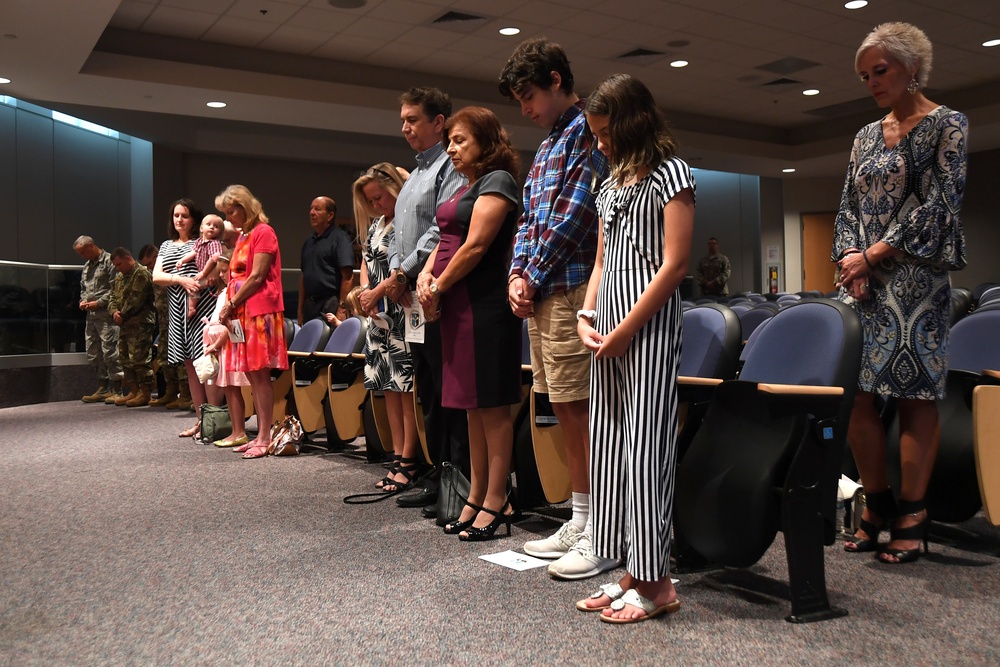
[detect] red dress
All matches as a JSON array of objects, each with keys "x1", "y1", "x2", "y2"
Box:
[{"x1": 227, "y1": 226, "x2": 288, "y2": 373}]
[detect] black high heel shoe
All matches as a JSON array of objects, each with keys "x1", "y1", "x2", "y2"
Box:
[
  {"x1": 845, "y1": 488, "x2": 896, "y2": 553},
  {"x1": 880, "y1": 498, "x2": 929, "y2": 564},
  {"x1": 459, "y1": 501, "x2": 514, "y2": 542},
  {"x1": 443, "y1": 501, "x2": 483, "y2": 535}
]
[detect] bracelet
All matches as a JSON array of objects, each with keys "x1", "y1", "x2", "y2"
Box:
[
  {"x1": 508, "y1": 274, "x2": 520, "y2": 285},
  {"x1": 862, "y1": 249, "x2": 875, "y2": 269}
]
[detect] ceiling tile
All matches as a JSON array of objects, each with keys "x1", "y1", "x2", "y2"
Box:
[
  {"x1": 109, "y1": 1, "x2": 158, "y2": 31},
  {"x1": 286, "y1": 5, "x2": 361, "y2": 32},
  {"x1": 310, "y1": 34, "x2": 383, "y2": 60},
  {"x1": 259, "y1": 24, "x2": 334, "y2": 54},
  {"x1": 162, "y1": 0, "x2": 234, "y2": 13},
  {"x1": 143, "y1": 5, "x2": 220, "y2": 39},
  {"x1": 226, "y1": 0, "x2": 303, "y2": 24},
  {"x1": 202, "y1": 16, "x2": 279, "y2": 48}
]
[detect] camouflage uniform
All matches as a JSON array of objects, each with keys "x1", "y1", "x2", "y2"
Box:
[
  {"x1": 108, "y1": 264, "x2": 156, "y2": 387},
  {"x1": 153, "y1": 283, "x2": 186, "y2": 385},
  {"x1": 695, "y1": 253, "x2": 732, "y2": 296},
  {"x1": 80, "y1": 250, "x2": 121, "y2": 384}
]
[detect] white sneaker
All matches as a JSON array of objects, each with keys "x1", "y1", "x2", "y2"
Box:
[
  {"x1": 522, "y1": 522, "x2": 582, "y2": 559},
  {"x1": 547, "y1": 531, "x2": 620, "y2": 580}
]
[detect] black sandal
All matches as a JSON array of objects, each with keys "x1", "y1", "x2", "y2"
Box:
[
  {"x1": 880, "y1": 498, "x2": 929, "y2": 564},
  {"x1": 381, "y1": 456, "x2": 421, "y2": 493},
  {"x1": 845, "y1": 488, "x2": 896, "y2": 553},
  {"x1": 375, "y1": 454, "x2": 402, "y2": 489}
]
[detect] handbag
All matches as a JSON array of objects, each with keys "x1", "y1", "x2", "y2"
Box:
[
  {"x1": 199, "y1": 403, "x2": 232, "y2": 442},
  {"x1": 437, "y1": 461, "x2": 471, "y2": 527},
  {"x1": 268, "y1": 415, "x2": 303, "y2": 456},
  {"x1": 193, "y1": 352, "x2": 219, "y2": 383}
]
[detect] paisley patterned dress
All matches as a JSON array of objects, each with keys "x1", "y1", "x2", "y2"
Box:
[{"x1": 832, "y1": 106, "x2": 967, "y2": 399}]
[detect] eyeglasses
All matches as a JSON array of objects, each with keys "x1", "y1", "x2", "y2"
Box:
[{"x1": 368, "y1": 166, "x2": 395, "y2": 181}]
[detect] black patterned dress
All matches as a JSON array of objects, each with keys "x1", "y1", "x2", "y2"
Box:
[
  {"x1": 158, "y1": 239, "x2": 216, "y2": 364},
  {"x1": 832, "y1": 106, "x2": 968, "y2": 399},
  {"x1": 363, "y1": 216, "x2": 413, "y2": 392}
]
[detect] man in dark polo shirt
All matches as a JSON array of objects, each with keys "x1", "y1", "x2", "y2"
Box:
[{"x1": 298, "y1": 196, "x2": 355, "y2": 324}]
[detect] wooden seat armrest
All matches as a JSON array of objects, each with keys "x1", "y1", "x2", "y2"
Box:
[
  {"x1": 677, "y1": 376, "x2": 724, "y2": 386},
  {"x1": 314, "y1": 351, "x2": 350, "y2": 359},
  {"x1": 756, "y1": 383, "x2": 843, "y2": 396},
  {"x1": 984, "y1": 369, "x2": 1000, "y2": 380},
  {"x1": 350, "y1": 352, "x2": 366, "y2": 360},
  {"x1": 287, "y1": 350, "x2": 313, "y2": 358}
]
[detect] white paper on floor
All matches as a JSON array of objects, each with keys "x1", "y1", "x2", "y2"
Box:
[{"x1": 479, "y1": 550, "x2": 550, "y2": 571}]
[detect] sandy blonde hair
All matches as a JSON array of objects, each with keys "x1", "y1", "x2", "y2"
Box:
[
  {"x1": 352, "y1": 163, "x2": 407, "y2": 249},
  {"x1": 215, "y1": 185, "x2": 269, "y2": 230}
]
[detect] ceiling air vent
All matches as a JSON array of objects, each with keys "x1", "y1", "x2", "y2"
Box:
[
  {"x1": 619, "y1": 48, "x2": 666, "y2": 59},
  {"x1": 433, "y1": 11, "x2": 486, "y2": 24}
]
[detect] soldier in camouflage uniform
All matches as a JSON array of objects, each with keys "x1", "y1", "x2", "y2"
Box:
[
  {"x1": 75, "y1": 236, "x2": 122, "y2": 402},
  {"x1": 695, "y1": 237, "x2": 732, "y2": 297},
  {"x1": 139, "y1": 245, "x2": 189, "y2": 407},
  {"x1": 108, "y1": 248, "x2": 156, "y2": 406}
]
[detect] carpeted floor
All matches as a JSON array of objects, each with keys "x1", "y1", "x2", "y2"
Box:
[{"x1": 2, "y1": 401, "x2": 998, "y2": 666}]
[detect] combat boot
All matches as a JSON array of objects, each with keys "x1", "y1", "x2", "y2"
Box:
[
  {"x1": 104, "y1": 382, "x2": 124, "y2": 404},
  {"x1": 167, "y1": 381, "x2": 192, "y2": 410},
  {"x1": 126, "y1": 385, "x2": 152, "y2": 407},
  {"x1": 115, "y1": 383, "x2": 137, "y2": 406},
  {"x1": 82, "y1": 383, "x2": 110, "y2": 403},
  {"x1": 149, "y1": 382, "x2": 178, "y2": 407}
]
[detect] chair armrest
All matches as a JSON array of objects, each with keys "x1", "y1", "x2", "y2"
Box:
[
  {"x1": 678, "y1": 376, "x2": 724, "y2": 387},
  {"x1": 314, "y1": 351, "x2": 351, "y2": 359},
  {"x1": 287, "y1": 350, "x2": 314, "y2": 358},
  {"x1": 757, "y1": 383, "x2": 843, "y2": 396},
  {"x1": 351, "y1": 352, "x2": 366, "y2": 360},
  {"x1": 984, "y1": 369, "x2": 1000, "y2": 380}
]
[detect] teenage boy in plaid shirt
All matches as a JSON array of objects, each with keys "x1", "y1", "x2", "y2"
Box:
[{"x1": 499, "y1": 38, "x2": 615, "y2": 580}]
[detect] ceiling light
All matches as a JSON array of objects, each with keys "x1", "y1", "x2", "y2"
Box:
[
  {"x1": 206, "y1": 101, "x2": 227, "y2": 108},
  {"x1": 670, "y1": 60, "x2": 689, "y2": 68},
  {"x1": 327, "y1": 0, "x2": 367, "y2": 8},
  {"x1": 782, "y1": 168, "x2": 796, "y2": 173},
  {"x1": 0, "y1": 77, "x2": 10, "y2": 84},
  {"x1": 499, "y1": 27, "x2": 520, "y2": 36},
  {"x1": 984, "y1": 39, "x2": 1000, "y2": 47},
  {"x1": 803, "y1": 89, "x2": 819, "y2": 96},
  {"x1": 844, "y1": 1, "x2": 868, "y2": 9}
]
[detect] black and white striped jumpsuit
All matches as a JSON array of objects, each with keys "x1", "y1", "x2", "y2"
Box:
[{"x1": 589, "y1": 157, "x2": 695, "y2": 581}]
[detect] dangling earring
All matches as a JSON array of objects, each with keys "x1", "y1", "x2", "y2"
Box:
[{"x1": 907, "y1": 77, "x2": 919, "y2": 95}]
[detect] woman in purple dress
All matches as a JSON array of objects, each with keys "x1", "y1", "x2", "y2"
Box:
[{"x1": 417, "y1": 106, "x2": 522, "y2": 541}]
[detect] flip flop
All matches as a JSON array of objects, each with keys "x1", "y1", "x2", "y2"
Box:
[
  {"x1": 599, "y1": 588, "x2": 681, "y2": 624},
  {"x1": 576, "y1": 582, "x2": 625, "y2": 612},
  {"x1": 214, "y1": 435, "x2": 249, "y2": 448}
]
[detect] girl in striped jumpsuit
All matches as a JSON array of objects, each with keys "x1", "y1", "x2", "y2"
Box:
[{"x1": 575, "y1": 74, "x2": 696, "y2": 624}]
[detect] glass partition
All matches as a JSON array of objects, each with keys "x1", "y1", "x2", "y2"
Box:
[{"x1": 0, "y1": 260, "x2": 85, "y2": 356}]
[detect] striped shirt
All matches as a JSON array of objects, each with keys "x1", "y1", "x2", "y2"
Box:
[
  {"x1": 510, "y1": 101, "x2": 609, "y2": 301},
  {"x1": 387, "y1": 142, "x2": 466, "y2": 278}
]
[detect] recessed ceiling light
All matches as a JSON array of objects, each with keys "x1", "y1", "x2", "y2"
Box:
[
  {"x1": 803, "y1": 89, "x2": 820, "y2": 96},
  {"x1": 844, "y1": 1, "x2": 868, "y2": 9},
  {"x1": 327, "y1": 0, "x2": 367, "y2": 8},
  {"x1": 499, "y1": 27, "x2": 520, "y2": 36},
  {"x1": 782, "y1": 168, "x2": 796, "y2": 173},
  {"x1": 984, "y1": 38, "x2": 1000, "y2": 47},
  {"x1": 670, "y1": 60, "x2": 689, "y2": 68},
  {"x1": 0, "y1": 77, "x2": 10, "y2": 84},
  {"x1": 206, "y1": 101, "x2": 227, "y2": 108}
]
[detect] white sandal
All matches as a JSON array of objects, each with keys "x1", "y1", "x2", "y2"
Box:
[
  {"x1": 576, "y1": 581, "x2": 625, "y2": 612},
  {"x1": 600, "y1": 588, "x2": 681, "y2": 624}
]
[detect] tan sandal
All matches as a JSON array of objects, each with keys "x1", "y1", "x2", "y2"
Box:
[
  {"x1": 178, "y1": 422, "x2": 200, "y2": 438},
  {"x1": 599, "y1": 589, "x2": 680, "y2": 624}
]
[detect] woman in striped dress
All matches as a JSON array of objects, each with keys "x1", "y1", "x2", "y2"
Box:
[
  {"x1": 575, "y1": 74, "x2": 696, "y2": 624},
  {"x1": 152, "y1": 199, "x2": 223, "y2": 438}
]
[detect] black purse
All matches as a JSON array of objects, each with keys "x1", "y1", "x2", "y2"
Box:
[{"x1": 437, "y1": 462, "x2": 471, "y2": 526}]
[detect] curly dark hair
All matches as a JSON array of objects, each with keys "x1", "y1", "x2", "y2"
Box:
[
  {"x1": 445, "y1": 107, "x2": 520, "y2": 181},
  {"x1": 498, "y1": 37, "x2": 574, "y2": 100}
]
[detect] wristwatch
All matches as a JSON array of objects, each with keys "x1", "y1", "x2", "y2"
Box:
[
  {"x1": 576, "y1": 309, "x2": 597, "y2": 321},
  {"x1": 429, "y1": 283, "x2": 440, "y2": 296},
  {"x1": 394, "y1": 271, "x2": 408, "y2": 285}
]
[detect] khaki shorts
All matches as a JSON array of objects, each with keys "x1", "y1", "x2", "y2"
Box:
[{"x1": 527, "y1": 283, "x2": 591, "y2": 403}]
